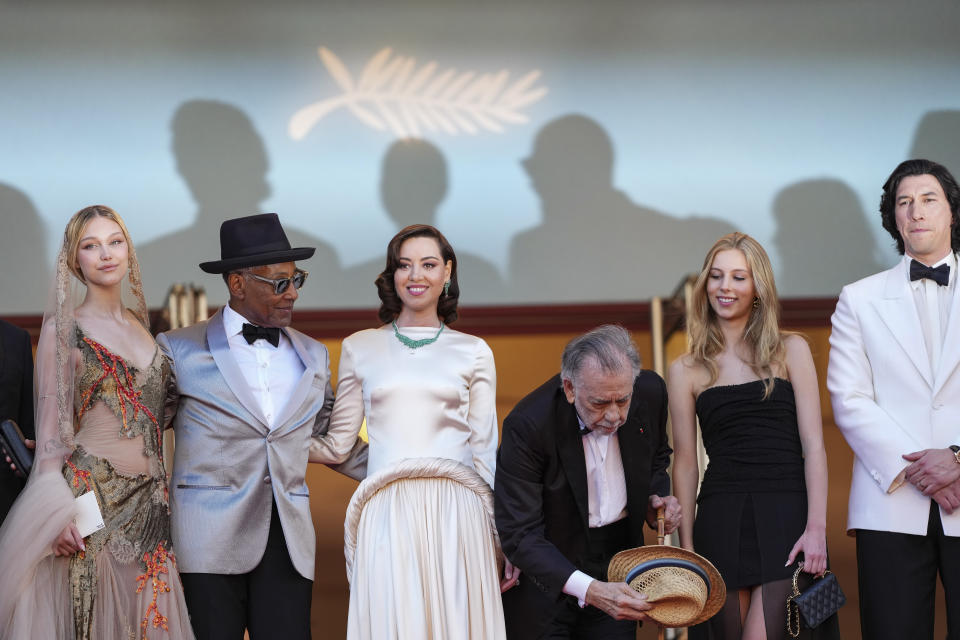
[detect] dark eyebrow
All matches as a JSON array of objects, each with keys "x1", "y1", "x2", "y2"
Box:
[
  {"x1": 397, "y1": 255, "x2": 441, "y2": 262},
  {"x1": 898, "y1": 191, "x2": 938, "y2": 201}
]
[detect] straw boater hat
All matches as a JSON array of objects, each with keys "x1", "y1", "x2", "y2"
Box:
[
  {"x1": 607, "y1": 546, "x2": 726, "y2": 627},
  {"x1": 199, "y1": 213, "x2": 315, "y2": 273}
]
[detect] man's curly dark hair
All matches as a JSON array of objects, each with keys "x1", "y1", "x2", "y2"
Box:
[{"x1": 879, "y1": 158, "x2": 960, "y2": 255}]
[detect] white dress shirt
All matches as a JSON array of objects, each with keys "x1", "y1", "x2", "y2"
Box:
[
  {"x1": 222, "y1": 305, "x2": 304, "y2": 430},
  {"x1": 906, "y1": 252, "x2": 958, "y2": 375},
  {"x1": 563, "y1": 415, "x2": 630, "y2": 605}
]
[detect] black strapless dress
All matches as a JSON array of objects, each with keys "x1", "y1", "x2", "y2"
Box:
[{"x1": 693, "y1": 378, "x2": 807, "y2": 589}]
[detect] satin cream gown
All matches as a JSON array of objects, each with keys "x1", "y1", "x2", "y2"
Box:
[{"x1": 320, "y1": 325, "x2": 506, "y2": 640}]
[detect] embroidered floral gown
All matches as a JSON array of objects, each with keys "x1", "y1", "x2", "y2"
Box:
[{"x1": 0, "y1": 328, "x2": 193, "y2": 640}]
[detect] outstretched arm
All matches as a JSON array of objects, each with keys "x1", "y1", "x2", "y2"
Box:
[
  {"x1": 309, "y1": 341, "x2": 366, "y2": 471},
  {"x1": 783, "y1": 335, "x2": 828, "y2": 575},
  {"x1": 667, "y1": 357, "x2": 699, "y2": 551}
]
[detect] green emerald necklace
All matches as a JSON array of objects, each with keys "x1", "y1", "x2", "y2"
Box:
[{"x1": 392, "y1": 321, "x2": 445, "y2": 349}]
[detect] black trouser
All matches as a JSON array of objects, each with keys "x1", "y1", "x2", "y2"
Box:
[
  {"x1": 856, "y1": 500, "x2": 960, "y2": 640},
  {"x1": 180, "y1": 500, "x2": 312, "y2": 640},
  {"x1": 542, "y1": 519, "x2": 637, "y2": 640}
]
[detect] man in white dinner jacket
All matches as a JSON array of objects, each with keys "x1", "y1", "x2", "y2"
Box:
[{"x1": 828, "y1": 159, "x2": 960, "y2": 639}]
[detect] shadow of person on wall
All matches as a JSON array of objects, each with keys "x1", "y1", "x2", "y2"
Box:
[
  {"x1": 135, "y1": 100, "x2": 342, "y2": 310},
  {"x1": 343, "y1": 139, "x2": 504, "y2": 306},
  {"x1": 0, "y1": 183, "x2": 48, "y2": 314},
  {"x1": 909, "y1": 110, "x2": 960, "y2": 178},
  {"x1": 509, "y1": 114, "x2": 734, "y2": 302},
  {"x1": 772, "y1": 179, "x2": 885, "y2": 297}
]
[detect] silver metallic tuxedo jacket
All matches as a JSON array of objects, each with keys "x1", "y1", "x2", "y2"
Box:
[{"x1": 157, "y1": 309, "x2": 366, "y2": 580}]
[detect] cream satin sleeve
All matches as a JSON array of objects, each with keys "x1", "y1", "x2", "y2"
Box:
[
  {"x1": 309, "y1": 339, "x2": 365, "y2": 464},
  {"x1": 467, "y1": 338, "x2": 498, "y2": 487}
]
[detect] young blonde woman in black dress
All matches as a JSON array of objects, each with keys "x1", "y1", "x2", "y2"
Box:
[{"x1": 669, "y1": 232, "x2": 838, "y2": 639}]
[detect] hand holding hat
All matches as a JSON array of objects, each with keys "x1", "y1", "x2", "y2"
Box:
[
  {"x1": 583, "y1": 580, "x2": 653, "y2": 622},
  {"x1": 607, "y1": 544, "x2": 726, "y2": 628}
]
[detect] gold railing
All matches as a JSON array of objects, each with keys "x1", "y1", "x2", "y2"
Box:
[
  {"x1": 163, "y1": 283, "x2": 209, "y2": 331},
  {"x1": 651, "y1": 273, "x2": 710, "y2": 485},
  {"x1": 650, "y1": 274, "x2": 696, "y2": 378}
]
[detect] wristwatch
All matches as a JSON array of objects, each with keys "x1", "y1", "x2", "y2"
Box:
[{"x1": 950, "y1": 445, "x2": 960, "y2": 465}]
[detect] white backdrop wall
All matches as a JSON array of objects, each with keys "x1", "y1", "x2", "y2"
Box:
[{"x1": 2, "y1": 0, "x2": 959, "y2": 313}]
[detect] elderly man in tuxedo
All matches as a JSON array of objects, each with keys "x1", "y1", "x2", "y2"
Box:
[
  {"x1": 829, "y1": 159, "x2": 960, "y2": 639},
  {"x1": 158, "y1": 213, "x2": 366, "y2": 640},
  {"x1": 495, "y1": 324, "x2": 680, "y2": 639}
]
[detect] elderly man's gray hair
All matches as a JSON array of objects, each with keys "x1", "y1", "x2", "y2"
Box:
[{"x1": 560, "y1": 324, "x2": 641, "y2": 383}]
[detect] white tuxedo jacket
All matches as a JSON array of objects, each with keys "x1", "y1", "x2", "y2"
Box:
[
  {"x1": 158, "y1": 309, "x2": 367, "y2": 579},
  {"x1": 828, "y1": 256, "x2": 960, "y2": 536}
]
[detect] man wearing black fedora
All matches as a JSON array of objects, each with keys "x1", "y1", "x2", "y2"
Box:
[{"x1": 157, "y1": 213, "x2": 367, "y2": 639}]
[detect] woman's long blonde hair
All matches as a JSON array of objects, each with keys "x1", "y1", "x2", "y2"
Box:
[{"x1": 687, "y1": 232, "x2": 786, "y2": 398}]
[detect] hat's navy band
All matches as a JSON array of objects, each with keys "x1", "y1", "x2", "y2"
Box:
[{"x1": 624, "y1": 558, "x2": 711, "y2": 596}]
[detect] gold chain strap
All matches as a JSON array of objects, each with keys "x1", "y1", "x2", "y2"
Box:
[
  {"x1": 786, "y1": 563, "x2": 803, "y2": 638},
  {"x1": 785, "y1": 562, "x2": 833, "y2": 638}
]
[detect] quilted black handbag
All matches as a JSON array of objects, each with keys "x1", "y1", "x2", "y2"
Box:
[{"x1": 786, "y1": 562, "x2": 846, "y2": 637}]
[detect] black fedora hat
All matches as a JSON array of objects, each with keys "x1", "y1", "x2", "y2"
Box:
[{"x1": 199, "y1": 213, "x2": 315, "y2": 274}]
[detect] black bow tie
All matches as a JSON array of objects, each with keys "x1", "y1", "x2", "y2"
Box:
[
  {"x1": 910, "y1": 260, "x2": 950, "y2": 287},
  {"x1": 242, "y1": 323, "x2": 280, "y2": 347},
  {"x1": 578, "y1": 423, "x2": 591, "y2": 436}
]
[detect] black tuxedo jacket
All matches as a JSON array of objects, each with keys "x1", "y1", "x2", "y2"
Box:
[
  {"x1": 0, "y1": 319, "x2": 34, "y2": 524},
  {"x1": 495, "y1": 370, "x2": 671, "y2": 638}
]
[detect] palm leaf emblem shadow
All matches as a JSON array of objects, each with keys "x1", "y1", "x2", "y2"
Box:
[{"x1": 289, "y1": 47, "x2": 548, "y2": 139}]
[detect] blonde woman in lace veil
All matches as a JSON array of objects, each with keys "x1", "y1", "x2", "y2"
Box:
[
  {"x1": 0, "y1": 205, "x2": 193, "y2": 639},
  {"x1": 311, "y1": 224, "x2": 513, "y2": 639}
]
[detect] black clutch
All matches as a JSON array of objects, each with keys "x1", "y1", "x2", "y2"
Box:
[
  {"x1": 786, "y1": 562, "x2": 846, "y2": 637},
  {"x1": 0, "y1": 419, "x2": 33, "y2": 478}
]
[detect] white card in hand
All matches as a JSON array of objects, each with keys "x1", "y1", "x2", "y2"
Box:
[{"x1": 73, "y1": 491, "x2": 105, "y2": 538}]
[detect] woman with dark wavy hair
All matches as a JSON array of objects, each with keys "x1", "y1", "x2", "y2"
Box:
[{"x1": 312, "y1": 224, "x2": 511, "y2": 639}]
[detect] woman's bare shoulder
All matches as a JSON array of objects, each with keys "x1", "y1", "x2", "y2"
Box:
[{"x1": 668, "y1": 355, "x2": 709, "y2": 389}]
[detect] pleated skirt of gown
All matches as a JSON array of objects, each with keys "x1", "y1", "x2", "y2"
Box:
[{"x1": 344, "y1": 458, "x2": 506, "y2": 640}]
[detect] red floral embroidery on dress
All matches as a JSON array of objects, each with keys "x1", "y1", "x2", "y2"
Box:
[
  {"x1": 77, "y1": 337, "x2": 164, "y2": 468},
  {"x1": 135, "y1": 542, "x2": 173, "y2": 638},
  {"x1": 65, "y1": 458, "x2": 93, "y2": 492}
]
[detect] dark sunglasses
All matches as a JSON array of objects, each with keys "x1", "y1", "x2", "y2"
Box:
[{"x1": 245, "y1": 269, "x2": 308, "y2": 295}]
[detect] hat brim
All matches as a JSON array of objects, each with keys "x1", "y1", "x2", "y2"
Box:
[
  {"x1": 199, "y1": 247, "x2": 316, "y2": 274},
  {"x1": 608, "y1": 545, "x2": 726, "y2": 626}
]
